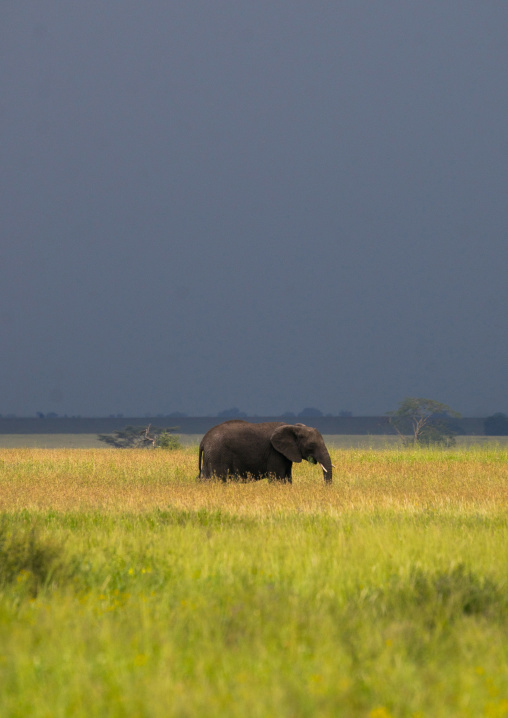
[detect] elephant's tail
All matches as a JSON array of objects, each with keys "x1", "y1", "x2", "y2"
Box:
[{"x1": 198, "y1": 444, "x2": 203, "y2": 477}]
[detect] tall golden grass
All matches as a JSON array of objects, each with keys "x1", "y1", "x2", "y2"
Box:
[{"x1": 1, "y1": 446, "x2": 507, "y2": 515}]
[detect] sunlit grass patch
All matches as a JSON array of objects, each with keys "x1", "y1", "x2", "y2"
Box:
[{"x1": 1, "y1": 446, "x2": 508, "y2": 716}]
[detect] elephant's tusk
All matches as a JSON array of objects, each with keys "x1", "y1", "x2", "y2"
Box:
[
  {"x1": 319, "y1": 464, "x2": 327, "y2": 472},
  {"x1": 332, "y1": 464, "x2": 336, "y2": 468}
]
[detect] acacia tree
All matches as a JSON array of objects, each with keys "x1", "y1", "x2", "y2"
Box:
[{"x1": 387, "y1": 398, "x2": 461, "y2": 447}]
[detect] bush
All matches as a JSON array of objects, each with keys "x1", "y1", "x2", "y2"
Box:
[
  {"x1": 156, "y1": 431, "x2": 182, "y2": 450},
  {"x1": 360, "y1": 564, "x2": 504, "y2": 620},
  {"x1": 401, "y1": 564, "x2": 502, "y2": 618},
  {"x1": 98, "y1": 425, "x2": 181, "y2": 449},
  {"x1": 0, "y1": 522, "x2": 69, "y2": 597}
]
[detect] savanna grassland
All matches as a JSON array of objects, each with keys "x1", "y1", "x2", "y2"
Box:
[{"x1": 1, "y1": 446, "x2": 508, "y2": 717}]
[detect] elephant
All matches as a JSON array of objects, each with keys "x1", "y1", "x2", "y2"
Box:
[{"x1": 198, "y1": 420, "x2": 333, "y2": 483}]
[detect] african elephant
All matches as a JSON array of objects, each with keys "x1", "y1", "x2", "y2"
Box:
[{"x1": 198, "y1": 420, "x2": 333, "y2": 483}]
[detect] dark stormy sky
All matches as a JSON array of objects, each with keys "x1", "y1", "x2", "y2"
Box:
[{"x1": 2, "y1": 1, "x2": 508, "y2": 418}]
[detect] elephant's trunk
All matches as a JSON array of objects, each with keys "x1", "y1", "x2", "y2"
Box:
[{"x1": 318, "y1": 449, "x2": 333, "y2": 484}]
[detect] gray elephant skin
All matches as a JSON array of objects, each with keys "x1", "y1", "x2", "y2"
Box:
[{"x1": 198, "y1": 420, "x2": 333, "y2": 483}]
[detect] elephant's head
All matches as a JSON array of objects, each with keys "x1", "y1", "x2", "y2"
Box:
[{"x1": 270, "y1": 424, "x2": 333, "y2": 483}]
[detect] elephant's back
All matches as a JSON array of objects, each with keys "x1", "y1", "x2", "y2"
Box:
[{"x1": 202, "y1": 420, "x2": 285, "y2": 444}]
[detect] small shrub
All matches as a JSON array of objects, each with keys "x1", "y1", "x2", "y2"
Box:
[
  {"x1": 391, "y1": 565, "x2": 503, "y2": 618},
  {"x1": 156, "y1": 431, "x2": 182, "y2": 450},
  {"x1": 357, "y1": 565, "x2": 503, "y2": 622},
  {"x1": 410, "y1": 564, "x2": 502, "y2": 616},
  {"x1": 0, "y1": 522, "x2": 69, "y2": 597},
  {"x1": 98, "y1": 425, "x2": 181, "y2": 449}
]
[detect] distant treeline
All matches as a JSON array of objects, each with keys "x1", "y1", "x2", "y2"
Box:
[{"x1": 0, "y1": 415, "x2": 490, "y2": 436}]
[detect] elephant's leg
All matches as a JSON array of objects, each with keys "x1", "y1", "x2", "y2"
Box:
[
  {"x1": 266, "y1": 453, "x2": 292, "y2": 482},
  {"x1": 280, "y1": 460, "x2": 293, "y2": 483},
  {"x1": 280, "y1": 468, "x2": 292, "y2": 484}
]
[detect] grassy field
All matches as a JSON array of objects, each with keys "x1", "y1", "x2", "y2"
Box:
[{"x1": 1, "y1": 446, "x2": 508, "y2": 717}]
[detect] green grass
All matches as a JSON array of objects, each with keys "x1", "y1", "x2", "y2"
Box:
[{"x1": 1, "y1": 447, "x2": 508, "y2": 716}]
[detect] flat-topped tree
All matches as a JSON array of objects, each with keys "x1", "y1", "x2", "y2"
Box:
[{"x1": 387, "y1": 397, "x2": 461, "y2": 447}]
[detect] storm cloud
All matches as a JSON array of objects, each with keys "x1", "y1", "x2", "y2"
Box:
[{"x1": 2, "y1": 1, "x2": 508, "y2": 417}]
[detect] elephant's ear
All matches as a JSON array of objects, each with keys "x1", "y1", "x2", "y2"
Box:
[{"x1": 270, "y1": 426, "x2": 303, "y2": 463}]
